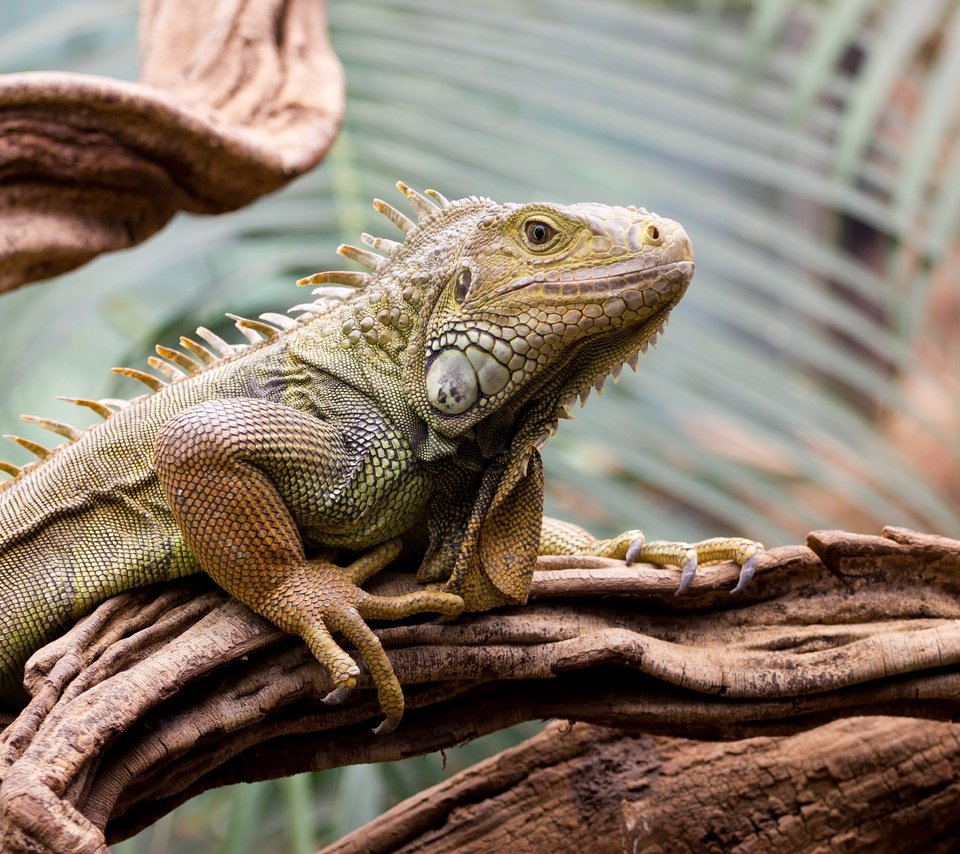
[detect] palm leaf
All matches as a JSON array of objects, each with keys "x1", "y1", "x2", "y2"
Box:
[{"x1": 3, "y1": 0, "x2": 959, "y2": 849}]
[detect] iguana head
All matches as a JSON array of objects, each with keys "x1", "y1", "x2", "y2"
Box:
[
  {"x1": 301, "y1": 183, "x2": 692, "y2": 456},
  {"x1": 375, "y1": 186, "x2": 692, "y2": 446},
  {"x1": 417, "y1": 197, "x2": 691, "y2": 433}
]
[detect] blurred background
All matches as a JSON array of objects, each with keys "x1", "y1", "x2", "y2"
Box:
[{"x1": 1, "y1": 0, "x2": 959, "y2": 849}]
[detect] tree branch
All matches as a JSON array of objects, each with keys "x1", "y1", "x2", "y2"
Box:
[
  {"x1": 326, "y1": 717, "x2": 960, "y2": 853},
  {"x1": 0, "y1": 0, "x2": 343, "y2": 292},
  {"x1": 0, "y1": 527, "x2": 958, "y2": 851}
]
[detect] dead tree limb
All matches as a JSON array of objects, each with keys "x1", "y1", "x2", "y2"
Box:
[
  {"x1": 0, "y1": 0, "x2": 344, "y2": 292},
  {"x1": 0, "y1": 526, "x2": 959, "y2": 851},
  {"x1": 326, "y1": 717, "x2": 960, "y2": 853}
]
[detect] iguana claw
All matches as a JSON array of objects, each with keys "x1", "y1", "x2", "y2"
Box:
[
  {"x1": 677, "y1": 553, "x2": 699, "y2": 594},
  {"x1": 730, "y1": 554, "x2": 758, "y2": 595},
  {"x1": 668, "y1": 537, "x2": 764, "y2": 595},
  {"x1": 624, "y1": 535, "x2": 645, "y2": 566},
  {"x1": 322, "y1": 686, "x2": 354, "y2": 706},
  {"x1": 373, "y1": 716, "x2": 400, "y2": 735}
]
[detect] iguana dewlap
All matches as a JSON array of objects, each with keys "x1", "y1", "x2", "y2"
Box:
[{"x1": 0, "y1": 183, "x2": 761, "y2": 731}]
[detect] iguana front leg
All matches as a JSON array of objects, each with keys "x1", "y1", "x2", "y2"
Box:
[
  {"x1": 540, "y1": 517, "x2": 763, "y2": 594},
  {"x1": 154, "y1": 398, "x2": 463, "y2": 732}
]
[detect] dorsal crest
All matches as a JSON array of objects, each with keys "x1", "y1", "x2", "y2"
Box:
[{"x1": 0, "y1": 182, "x2": 448, "y2": 493}]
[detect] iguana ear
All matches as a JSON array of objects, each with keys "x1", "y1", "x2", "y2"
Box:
[{"x1": 440, "y1": 450, "x2": 544, "y2": 611}]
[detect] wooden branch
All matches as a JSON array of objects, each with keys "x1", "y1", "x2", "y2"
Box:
[
  {"x1": 326, "y1": 716, "x2": 960, "y2": 853},
  {"x1": 0, "y1": 0, "x2": 343, "y2": 292},
  {"x1": 0, "y1": 527, "x2": 959, "y2": 851}
]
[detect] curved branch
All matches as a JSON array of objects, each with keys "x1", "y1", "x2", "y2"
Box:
[
  {"x1": 326, "y1": 717, "x2": 960, "y2": 853},
  {"x1": 0, "y1": 527, "x2": 958, "y2": 850},
  {"x1": 0, "y1": 0, "x2": 343, "y2": 291}
]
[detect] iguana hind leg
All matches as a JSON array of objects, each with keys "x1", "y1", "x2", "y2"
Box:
[
  {"x1": 154, "y1": 398, "x2": 463, "y2": 731},
  {"x1": 540, "y1": 516, "x2": 763, "y2": 594}
]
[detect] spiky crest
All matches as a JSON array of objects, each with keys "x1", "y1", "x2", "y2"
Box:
[
  {"x1": 56, "y1": 397, "x2": 115, "y2": 420},
  {"x1": 3, "y1": 435, "x2": 52, "y2": 460},
  {"x1": 287, "y1": 303, "x2": 324, "y2": 316},
  {"x1": 360, "y1": 233, "x2": 400, "y2": 256},
  {"x1": 337, "y1": 244, "x2": 384, "y2": 271},
  {"x1": 0, "y1": 461, "x2": 21, "y2": 478},
  {"x1": 111, "y1": 367, "x2": 166, "y2": 392},
  {"x1": 424, "y1": 188, "x2": 450, "y2": 207},
  {"x1": 395, "y1": 181, "x2": 439, "y2": 221},
  {"x1": 224, "y1": 314, "x2": 280, "y2": 344},
  {"x1": 19, "y1": 415, "x2": 82, "y2": 441},
  {"x1": 297, "y1": 270, "x2": 370, "y2": 289},
  {"x1": 155, "y1": 345, "x2": 203, "y2": 374},
  {"x1": 0, "y1": 182, "x2": 444, "y2": 492},
  {"x1": 195, "y1": 327, "x2": 236, "y2": 358},
  {"x1": 372, "y1": 198, "x2": 414, "y2": 234},
  {"x1": 259, "y1": 312, "x2": 298, "y2": 330},
  {"x1": 179, "y1": 337, "x2": 217, "y2": 364},
  {"x1": 147, "y1": 357, "x2": 187, "y2": 382}
]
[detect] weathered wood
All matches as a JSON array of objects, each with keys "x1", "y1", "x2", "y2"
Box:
[
  {"x1": 1, "y1": 527, "x2": 959, "y2": 850},
  {"x1": 326, "y1": 717, "x2": 960, "y2": 853},
  {"x1": 0, "y1": 0, "x2": 343, "y2": 291}
]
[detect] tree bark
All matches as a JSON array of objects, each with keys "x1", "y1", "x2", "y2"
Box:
[
  {"x1": 0, "y1": 0, "x2": 344, "y2": 292},
  {"x1": 326, "y1": 717, "x2": 960, "y2": 853},
  {"x1": 0, "y1": 527, "x2": 959, "y2": 851}
]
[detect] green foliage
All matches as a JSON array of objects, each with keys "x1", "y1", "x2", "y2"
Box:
[{"x1": 2, "y1": 0, "x2": 959, "y2": 848}]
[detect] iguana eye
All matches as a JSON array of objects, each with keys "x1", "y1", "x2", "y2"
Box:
[
  {"x1": 523, "y1": 219, "x2": 556, "y2": 248},
  {"x1": 454, "y1": 266, "x2": 472, "y2": 302}
]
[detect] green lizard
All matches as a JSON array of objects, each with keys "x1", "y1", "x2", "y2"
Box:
[{"x1": 0, "y1": 183, "x2": 761, "y2": 731}]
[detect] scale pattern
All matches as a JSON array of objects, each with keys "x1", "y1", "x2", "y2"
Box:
[{"x1": 0, "y1": 183, "x2": 759, "y2": 728}]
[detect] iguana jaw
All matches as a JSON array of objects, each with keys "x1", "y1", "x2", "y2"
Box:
[
  {"x1": 505, "y1": 257, "x2": 692, "y2": 461},
  {"x1": 554, "y1": 257, "x2": 694, "y2": 407}
]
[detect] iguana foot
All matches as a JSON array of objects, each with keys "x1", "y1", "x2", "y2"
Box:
[
  {"x1": 285, "y1": 540, "x2": 464, "y2": 732},
  {"x1": 539, "y1": 517, "x2": 762, "y2": 595},
  {"x1": 590, "y1": 530, "x2": 763, "y2": 595}
]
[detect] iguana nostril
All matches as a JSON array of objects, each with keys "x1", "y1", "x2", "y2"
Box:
[{"x1": 646, "y1": 224, "x2": 661, "y2": 243}]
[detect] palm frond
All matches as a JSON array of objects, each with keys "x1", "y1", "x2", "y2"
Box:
[{"x1": 4, "y1": 1, "x2": 960, "y2": 849}]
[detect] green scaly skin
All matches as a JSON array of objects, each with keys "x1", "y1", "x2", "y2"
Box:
[{"x1": 0, "y1": 183, "x2": 760, "y2": 730}]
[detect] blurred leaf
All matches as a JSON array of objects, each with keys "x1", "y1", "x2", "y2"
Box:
[
  {"x1": 786, "y1": 0, "x2": 874, "y2": 123},
  {"x1": 327, "y1": 765, "x2": 386, "y2": 841},
  {"x1": 834, "y1": 0, "x2": 947, "y2": 181},
  {"x1": 224, "y1": 784, "x2": 266, "y2": 854},
  {"x1": 281, "y1": 775, "x2": 316, "y2": 854},
  {"x1": 737, "y1": 0, "x2": 795, "y2": 93}
]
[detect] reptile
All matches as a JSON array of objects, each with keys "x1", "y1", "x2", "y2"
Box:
[{"x1": 0, "y1": 183, "x2": 761, "y2": 731}]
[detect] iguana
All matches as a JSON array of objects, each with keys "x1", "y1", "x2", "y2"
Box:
[{"x1": 0, "y1": 183, "x2": 761, "y2": 731}]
